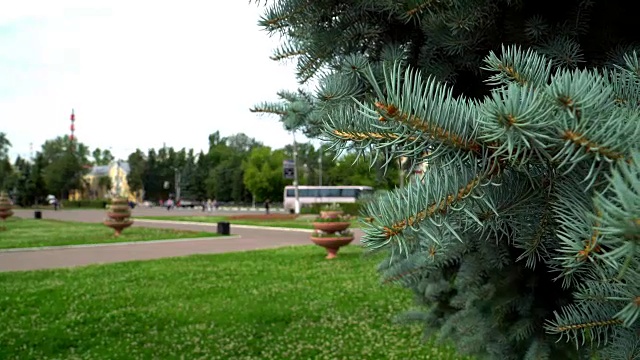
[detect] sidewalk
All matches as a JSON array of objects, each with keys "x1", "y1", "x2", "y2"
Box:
[
  {"x1": 1, "y1": 210, "x2": 363, "y2": 273},
  {"x1": 0, "y1": 234, "x2": 316, "y2": 272}
]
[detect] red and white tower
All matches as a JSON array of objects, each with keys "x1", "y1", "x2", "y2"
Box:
[
  {"x1": 69, "y1": 109, "x2": 76, "y2": 151},
  {"x1": 69, "y1": 109, "x2": 76, "y2": 152}
]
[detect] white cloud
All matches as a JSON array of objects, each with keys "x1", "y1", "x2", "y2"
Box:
[{"x1": 0, "y1": 0, "x2": 315, "y2": 161}]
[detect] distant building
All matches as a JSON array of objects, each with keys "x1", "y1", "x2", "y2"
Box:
[{"x1": 69, "y1": 161, "x2": 140, "y2": 202}]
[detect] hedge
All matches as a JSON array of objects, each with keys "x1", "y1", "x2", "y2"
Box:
[{"x1": 61, "y1": 199, "x2": 110, "y2": 209}]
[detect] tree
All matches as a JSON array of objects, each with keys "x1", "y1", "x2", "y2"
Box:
[
  {"x1": 204, "y1": 138, "x2": 235, "y2": 201},
  {"x1": 41, "y1": 136, "x2": 90, "y2": 167},
  {"x1": 243, "y1": 146, "x2": 287, "y2": 202},
  {"x1": 182, "y1": 150, "x2": 208, "y2": 201},
  {"x1": 127, "y1": 149, "x2": 147, "y2": 198},
  {"x1": 257, "y1": 1, "x2": 640, "y2": 359},
  {"x1": 224, "y1": 133, "x2": 262, "y2": 153},
  {"x1": 204, "y1": 133, "x2": 258, "y2": 203},
  {"x1": 0, "y1": 157, "x2": 12, "y2": 192},
  {"x1": 327, "y1": 152, "x2": 399, "y2": 188},
  {"x1": 0, "y1": 133, "x2": 12, "y2": 192},
  {"x1": 0, "y1": 132, "x2": 10, "y2": 159},
  {"x1": 43, "y1": 150, "x2": 86, "y2": 199},
  {"x1": 11, "y1": 157, "x2": 31, "y2": 206},
  {"x1": 29, "y1": 153, "x2": 47, "y2": 205},
  {"x1": 92, "y1": 148, "x2": 114, "y2": 166},
  {"x1": 40, "y1": 136, "x2": 90, "y2": 199}
]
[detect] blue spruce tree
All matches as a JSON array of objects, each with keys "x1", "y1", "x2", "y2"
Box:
[{"x1": 255, "y1": 1, "x2": 640, "y2": 358}]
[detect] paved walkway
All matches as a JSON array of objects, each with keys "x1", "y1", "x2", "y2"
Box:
[{"x1": 0, "y1": 209, "x2": 363, "y2": 273}]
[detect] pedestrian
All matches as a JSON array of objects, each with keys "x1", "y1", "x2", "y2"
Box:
[{"x1": 265, "y1": 198, "x2": 270, "y2": 215}]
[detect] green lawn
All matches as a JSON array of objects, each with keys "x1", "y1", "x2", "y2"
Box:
[
  {"x1": 0, "y1": 246, "x2": 467, "y2": 360},
  {"x1": 140, "y1": 215, "x2": 361, "y2": 229},
  {"x1": 0, "y1": 218, "x2": 220, "y2": 250}
]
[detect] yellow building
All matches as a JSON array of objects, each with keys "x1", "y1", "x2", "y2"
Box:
[{"x1": 70, "y1": 161, "x2": 139, "y2": 202}]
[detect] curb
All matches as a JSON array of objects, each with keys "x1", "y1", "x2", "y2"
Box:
[
  {"x1": 134, "y1": 219, "x2": 314, "y2": 233},
  {"x1": 0, "y1": 236, "x2": 240, "y2": 253}
]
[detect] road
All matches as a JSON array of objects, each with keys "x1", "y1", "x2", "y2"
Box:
[{"x1": 0, "y1": 209, "x2": 363, "y2": 272}]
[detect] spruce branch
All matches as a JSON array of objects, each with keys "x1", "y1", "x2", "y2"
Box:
[
  {"x1": 617, "y1": 50, "x2": 640, "y2": 78},
  {"x1": 258, "y1": 0, "x2": 310, "y2": 33},
  {"x1": 551, "y1": 171, "x2": 605, "y2": 287},
  {"x1": 592, "y1": 151, "x2": 640, "y2": 280},
  {"x1": 398, "y1": 0, "x2": 435, "y2": 23},
  {"x1": 549, "y1": 68, "x2": 613, "y2": 120},
  {"x1": 482, "y1": 45, "x2": 553, "y2": 88},
  {"x1": 360, "y1": 159, "x2": 493, "y2": 247},
  {"x1": 270, "y1": 42, "x2": 306, "y2": 61},
  {"x1": 545, "y1": 301, "x2": 623, "y2": 348},
  {"x1": 478, "y1": 83, "x2": 557, "y2": 164},
  {"x1": 606, "y1": 326, "x2": 640, "y2": 360},
  {"x1": 552, "y1": 105, "x2": 639, "y2": 183},
  {"x1": 537, "y1": 36, "x2": 585, "y2": 69},
  {"x1": 362, "y1": 61, "x2": 482, "y2": 156},
  {"x1": 523, "y1": 338, "x2": 552, "y2": 360},
  {"x1": 604, "y1": 69, "x2": 640, "y2": 109},
  {"x1": 250, "y1": 103, "x2": 288, "y2": 116}
]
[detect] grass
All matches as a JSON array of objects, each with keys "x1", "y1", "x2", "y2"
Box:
[
  {"x1": 0, "y1": 246, "x2": 467, "y2": 360},
  {"x1": 139, "y1": 215, "x2": 361, "y2": 229},
  {"x1": 0, "y1": 218, "x2": 220, "y2": 250}
]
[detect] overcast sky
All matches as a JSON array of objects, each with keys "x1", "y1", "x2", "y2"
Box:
[{"x1": 1, "y1": 1, "x2": 316, "y2": 161}]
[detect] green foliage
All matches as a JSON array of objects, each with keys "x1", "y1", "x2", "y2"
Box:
[
  {"x1": 10, "y1": 156, "x2": 46, "y2": 207},
  {"x1": 0, "y1": 157, "x2": 13, "y2": 192},
  {"x1": 205, "y1": 147, "x2": 246, "y2": 203},
  {"x1": 60, "y1": 199, "x2": 109, "y2": 209},
  {"x1": 30, "y1": 136, "x2": 91, "y2": 199},
  {"x1": 326, "y1": 152, "x2": 400, "y2": 188},
  {"x1": 257, "y1": 1, "x2": 640, "y2": 358},
  {"x1": 0, "y1": 133, "x2": 12, "y2": 192},
  {"x1": 325, "y1": 46, "x2": 640, "y2": 359},
  {"x1": 242, "y1": 146, "x2": 287, "y2": 202},
  {"x1": 97, "y1": 176, "x2": 112, "y2": 192},
  {"x1": 301, "y1": 202, "x2": 362, "y2": 216},
  {"x1": 91, "y1": 148, "x2": 114, "y2": 166},
  {"x1": 126, "y1": 149, "x2": 146, "y2": 195},
  {"x1": 0, "y1": 132, "x2": 10, "y2": 159}
]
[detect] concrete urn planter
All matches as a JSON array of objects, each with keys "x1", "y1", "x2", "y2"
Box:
[
  {"x1": 319, "y1": 210, "x2": 343, "y2": 219},
  {"x1": 310, "y1": 212, "x2": 353, "y2": 259},
  {"x1": 103, "y1": 197, "x2": 133, "y2": 236}
]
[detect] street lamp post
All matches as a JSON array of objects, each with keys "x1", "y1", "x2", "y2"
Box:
[
  {"x1": 292, "y1": 131, "x2": 300, "y2": 214},
  {"x1": 174, "y1": 167, "x2": 181, "y2": 202},
  {"x1": 318, "y1": 151, "x2": 322, "y2": 186}
]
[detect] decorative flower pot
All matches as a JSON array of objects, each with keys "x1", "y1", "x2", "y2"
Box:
[
  {"x1": 106, "y1": 212, "x2": 130, "y2": 221},
  {"x1": 311, "y1": 210, "x2": 353, "y2": 259},
  {"x1": 310, "y1": 236, "x2": 355, "y2": 259},
  {"x1": 320, "y1": 210, "x2": 343, "y2": 219},
  {"x1": 312, "y1": 221, "x2": 350, "y2": 233},
  {"x1": 104, "y1": 197, "x2": 133, "y2": 236},
  {"x1": 0, "y1": 192, "x2": 13, "y2": 230},
  {"x1": 102, "y1": 220, "x2": 134, "y2": 236}
]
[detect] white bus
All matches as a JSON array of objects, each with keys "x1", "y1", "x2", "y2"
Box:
[{"x1": 283, "y1": 185, "x2": 374, "y2": 213}]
